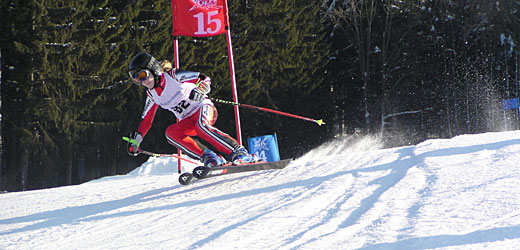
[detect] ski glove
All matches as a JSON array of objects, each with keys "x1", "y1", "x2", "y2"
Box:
[
  {"x1": 195, "y1": 74, "x2": 211, "y2": 94},
  {"x1": 189, "y1": 88, "x2": 205, "y2": 102},
  {"x1": 127, "y1": 132, "x2": 143, "y2": 156}
]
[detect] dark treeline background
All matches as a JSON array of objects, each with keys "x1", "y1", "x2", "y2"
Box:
[{"x1": 0, "y1": 0, "x2": 518, "y2": 191}]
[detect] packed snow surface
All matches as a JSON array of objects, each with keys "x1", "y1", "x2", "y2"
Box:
[{"x1": 1, "y1": 131, "x2": 520, "y2": 250}]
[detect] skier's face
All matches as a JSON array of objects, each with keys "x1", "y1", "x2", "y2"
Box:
[
  {"x1": 140, "y1": 74, "x2": 155, "y2": 89},
  {"x1": 130, "y1": 69, "x2": 155, "y2": 89}
]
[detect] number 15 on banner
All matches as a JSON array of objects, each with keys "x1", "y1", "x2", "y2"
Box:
[{"x1": 193, "y1": 11, "x2": 222, "y2": 35}]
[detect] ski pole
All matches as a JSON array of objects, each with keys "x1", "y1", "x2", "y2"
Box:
[
  {"x1": 211, "y1": 98, "x2": 325, "y2": 126},
  {"x1": 122, "y1": 137, "x2": 200, "y2": 165}
]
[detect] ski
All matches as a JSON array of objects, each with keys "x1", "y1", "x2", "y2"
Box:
[{"x1": 192, "y1": 159, "x2": 292, "y2": 180}]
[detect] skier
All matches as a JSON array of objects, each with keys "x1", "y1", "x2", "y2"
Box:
[{"x1": 126, "y1": 51, "x2": 256, "y2": 167}]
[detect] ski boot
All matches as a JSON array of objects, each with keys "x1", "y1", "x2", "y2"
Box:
[
  {"x1": 201, "y1": 149, "x2": 225, "y2": 168},
  {"x1": 230, "y1": 146, "x2": 259, "y2": 165}
]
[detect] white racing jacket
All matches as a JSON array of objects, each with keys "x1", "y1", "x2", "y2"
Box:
[{"x1": 138, "y1": 69, "x2": 213, "y2": 136}]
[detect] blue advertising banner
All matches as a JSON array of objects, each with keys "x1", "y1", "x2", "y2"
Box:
[
  {"x1": 248, "y1": 134, "x2": 280, "y2": 162},
  {"x1": 502, "y1": 98, "x2": 519, "y2": 110}
]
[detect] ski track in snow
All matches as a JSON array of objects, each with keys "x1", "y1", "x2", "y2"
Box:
[{"x1": 1, "y1": 131, "x2": 520, "y2": 250}]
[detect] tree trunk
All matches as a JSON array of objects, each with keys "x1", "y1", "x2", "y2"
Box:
[{"x1": 20, "y1": 148, "x2": 29, "y2": 191}]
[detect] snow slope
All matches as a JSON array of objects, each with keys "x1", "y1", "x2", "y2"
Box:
[{"x1": 1, "y1": 131, "x2": 520, "y2": 250}]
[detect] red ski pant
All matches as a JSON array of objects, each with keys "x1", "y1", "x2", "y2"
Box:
[{"x1": 165, "y1": 104, "x2": 239, "y2": 161}]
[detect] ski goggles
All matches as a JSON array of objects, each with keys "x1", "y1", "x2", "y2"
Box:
[{"x1": 129, "y1": 69, "x2": 150, "y2": 85}]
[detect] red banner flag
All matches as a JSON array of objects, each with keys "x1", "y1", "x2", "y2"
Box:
[{"x1": 172, "y1": 0, "x2": 229, "y2": 37}]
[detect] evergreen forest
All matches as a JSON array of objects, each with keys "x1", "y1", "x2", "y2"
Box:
[{"x1": 1, "y1": 0, "x2": 519, "y2": 191}]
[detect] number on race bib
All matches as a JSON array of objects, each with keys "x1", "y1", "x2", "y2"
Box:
[{"x1": 172, "y1": 100, "x2": 191, "y2": 114}]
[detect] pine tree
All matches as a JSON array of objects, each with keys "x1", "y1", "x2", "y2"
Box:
[{"x1": 0, "y1": 0, "x2": 42, "y2": 190}]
